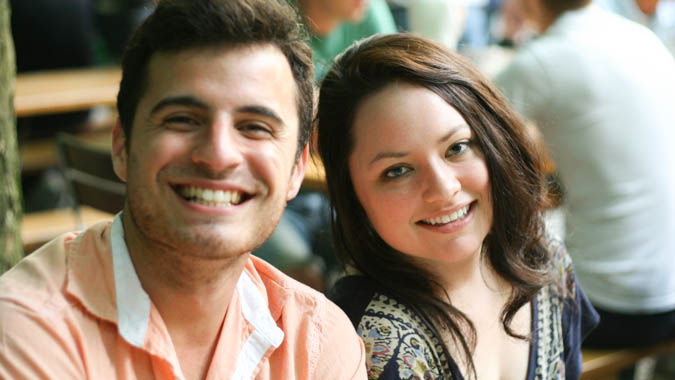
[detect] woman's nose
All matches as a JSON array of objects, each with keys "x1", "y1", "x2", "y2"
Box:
[{"x1": 422, "y1": 162, "x2": 460, "y2": 203}]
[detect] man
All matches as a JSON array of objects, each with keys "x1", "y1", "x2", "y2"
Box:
[
  {"x1": 0, "y1": 1, "x2": 366, "y2": 379},
  {"x1": 496, "y1": 0, "x2": 675, "y2": 348},
  {"x1": 298, "y1": 0, "x2": 396, "y2": 80}
]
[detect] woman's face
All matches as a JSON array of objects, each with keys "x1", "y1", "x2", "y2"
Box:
[{"x1": 348, "y1": 82, "x2": 493, "y2": 265}]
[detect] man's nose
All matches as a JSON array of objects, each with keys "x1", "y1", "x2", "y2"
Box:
[
  {"x1": 191, "y1": 122, "x2": 244, "y2": 172},
  {"x1": 421, "y1": 161, "x2": 460, "y2": 204}
]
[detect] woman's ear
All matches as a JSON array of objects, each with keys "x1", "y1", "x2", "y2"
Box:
[{"x1": 111, "y1": 120, "x2": 129, "y2": 182}]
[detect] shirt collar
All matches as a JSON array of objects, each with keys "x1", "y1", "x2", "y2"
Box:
[
  {"x1": 111, "y1": 213, "x2": 284, "y2": 376},
  {"x1": 111, "y1": 213, "x2": 152, "y2": 347}
]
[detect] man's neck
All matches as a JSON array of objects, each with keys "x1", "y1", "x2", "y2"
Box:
[{"x1": 120, "y1": 211, "x2": 250, "y2": 378}]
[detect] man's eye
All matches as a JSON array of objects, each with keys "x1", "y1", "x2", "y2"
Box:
[
  {"x1": 383, "y1": 165, "x2": 412, "y2": 179},
  {"x1": 164, "y1": 115, "x2": 200, "y2": 129},
  {"x1": 239, "y1": 123, "x2": 273, "y2": 137}
]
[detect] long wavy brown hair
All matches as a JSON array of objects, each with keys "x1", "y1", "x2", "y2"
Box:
[{"x1": 316, "y1": 33, "x2": 553, "y2": 378}]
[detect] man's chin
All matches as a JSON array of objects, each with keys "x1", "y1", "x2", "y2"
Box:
[{"x1": 164, "y1": 230, "x2": 264, "y2": 260}]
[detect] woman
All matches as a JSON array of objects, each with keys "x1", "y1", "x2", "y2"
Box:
[{"x1": 316, "y1": 33, "x2": 598, "y2": 380}]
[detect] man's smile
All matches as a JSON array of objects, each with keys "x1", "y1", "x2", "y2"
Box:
[{"x1": 175, "y1": 185, "x2": 250, "y2": 207}]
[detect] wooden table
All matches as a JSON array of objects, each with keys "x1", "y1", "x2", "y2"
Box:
[
  {"x1": 581, "y1": 339, "x2": 675, "y2": 379},
  {"x1": 14, "y1": 66, "x2": 121, "y2": 117}
]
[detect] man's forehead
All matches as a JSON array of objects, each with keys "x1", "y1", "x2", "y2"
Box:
[
  {"x1": 148, "y1": 43, "x2": 292, "y2": 79},
  {"x1": 142, "y1": 44, "x2": 300, "y2": 124}
]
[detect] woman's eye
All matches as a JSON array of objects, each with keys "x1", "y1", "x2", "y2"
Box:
[
  {"x1": 447, "y1": 140, "x2": 472, "y2": 157},
  {"x1": 383, "y1": 165, "x2": 412, "y2": 179}
]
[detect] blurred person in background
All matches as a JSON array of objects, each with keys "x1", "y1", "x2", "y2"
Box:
[
  {"x1": 495, "y1": 0, "x2": 675, "y2": 353},
  {"x1": 596, "y1": 0, "x2": 675, "y2": 55},
  {"x1": 388, "y1": 0, "x2": 469, "y2": 49},
  {"x1": 297, "y1": 0, "x2": 397, "y2": 80}
]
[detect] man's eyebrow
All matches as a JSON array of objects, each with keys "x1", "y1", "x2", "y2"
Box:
[
  {"x1": 368, "y1": 123, "x2": 468, "y2": 166},
  {"x1": 237, "y1": 105, "x2": 284, "y2": 125},
  {"x1": 150, "y1": 96, "x2": 209, "y2": 116}
]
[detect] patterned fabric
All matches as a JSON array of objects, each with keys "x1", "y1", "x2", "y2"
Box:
[
  {"x1": 358, "y1": 294, "x2": 449, "y2": 379},
  {"x1": 330, "y1": 240, "x2": 598, "y2": 380},
  {"x1": 533, "y1": 240, "x2": 573, "y2": 380}
]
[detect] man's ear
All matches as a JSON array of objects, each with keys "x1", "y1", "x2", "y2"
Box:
[
  {"x1": 287, "y1": 144, "x2": 309, "y2": 200},
  {"x1": 111, "y1": 120, "x2": 129, "y2": 182}
]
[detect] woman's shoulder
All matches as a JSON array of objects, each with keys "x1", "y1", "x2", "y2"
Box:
[
  {"x1": 542, "y1": 236, "x2": 576, "y2": 301},
  {"x1": 533, "y1": 237, "x2": 600, "y2": 380},
  {"x1": 328, "y1": 275, "x2": 381, "y2": 328},
  {"x1": 330, "y1": 276, "x2": 451, "y2": 380}
]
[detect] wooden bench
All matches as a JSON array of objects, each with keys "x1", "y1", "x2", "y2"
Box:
[
  {"x1": 581, "y1": 340, "x2": 675, "y2": 379},
  {"x1": 21, "y1": 206, "x2": 115, "y2": 253}
]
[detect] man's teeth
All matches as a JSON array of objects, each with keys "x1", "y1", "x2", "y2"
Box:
[
  {"x1": 179, "y1": 186, "x2": 242, "y2": 206},
  {"x1": 423, "y1": 205, "x2": 470, "y2": 225}
]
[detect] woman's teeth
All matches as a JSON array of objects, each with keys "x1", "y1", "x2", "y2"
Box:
[
  {"x1": 422, "y1": 204, "x2": 470, "y2": 225},
  {"x1": 178, "y1": 185, "x2": 242, "y2": 207}
]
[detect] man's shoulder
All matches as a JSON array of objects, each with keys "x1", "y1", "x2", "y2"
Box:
[
  {"x1": 0, "y1": 231, "x2": 83, "y2": 363},
  {"x1": 249, "y1": 255, "x2": 358, "y2": 339},
  {"x1": 0, "y1": 232, "x2": 75, "y2": 300},
  {"x1": 249, "y1": 258, "x2": 367, "y2": 379},
  {"x1": 250, "y1": 255, "x2": 332, "y2": 316},
  {"x1": 0, "y1": 224, "x2": 113, "y2": 380},
  {"x1": 0, "y1": 220, "x2": 113, "y2": 316}
]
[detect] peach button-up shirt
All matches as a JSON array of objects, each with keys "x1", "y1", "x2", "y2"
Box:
[{"x1": 0, "y1": 215, "x2": 366, "y2": 379}]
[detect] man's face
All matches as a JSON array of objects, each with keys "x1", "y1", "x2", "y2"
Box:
[
  {"x1": 327, "y1": 0, "x2": 369, "y2": 23},
  {"x1": 112, "y1": 44, "x2": 307, "y2": 257}
]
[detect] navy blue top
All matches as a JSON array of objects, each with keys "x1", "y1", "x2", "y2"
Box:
[{"x1": 329, "y1": 242, "x2": 599, "y2": 380}]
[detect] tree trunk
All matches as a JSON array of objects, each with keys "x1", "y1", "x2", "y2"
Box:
[{"x1": 0, "y1": 0, "x2": 23, "y2": 273}]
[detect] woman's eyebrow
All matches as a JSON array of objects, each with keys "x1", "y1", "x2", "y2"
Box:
[
  {"x1": 369, "y1": 151, "x2": 408, "y2": 166},
  {"x1": 437, "y1": 123, "x2": 468, "y2": 144},
  {"x1": 368, "y1": 124, "x2": 468, "y2": 166}
]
